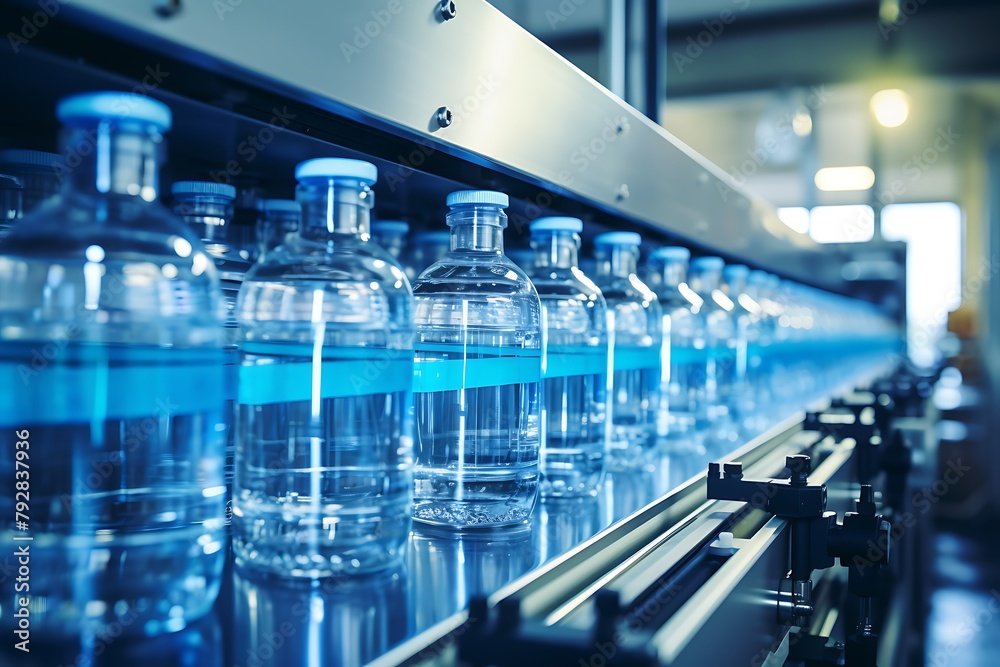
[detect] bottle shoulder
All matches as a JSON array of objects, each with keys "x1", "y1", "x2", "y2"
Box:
[
  {"x1": 412, "y1": 252, "x2": 538, "y2": 299},
  {"x1": 244, "y1": 235, "x2": 412, "y2": 296}
]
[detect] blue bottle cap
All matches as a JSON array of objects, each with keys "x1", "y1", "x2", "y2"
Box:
[
  {"x1": 690, "y1": 256, "x2": 725, "y2": 272},
  {"x1": 258, "y1": 198, "x2": 301, "y2": 213},
  {"x1": 445, "y1": 190, "x2": 509, "y2": 208},
  {"x1": 295, "y1": 158, "x2": 377, "y2": 185},
  {"x1": 0, "y1": 149, "x2": 61, "y2": 168},
  {"x1": 723, "y1": 264, "x2": 750, "y2": 278},
  {"x1": 413, "y1": 230, "x2": 451, "y2": 244},
  {"x1": 57, "y1": 92, "x2": 172, "y2": 131},
  {"x1": 594, "y1": 231, "x2": 642, "y2": 247},
  {"x1": 372, "y1": 220, "x2": 410, "y2": 235},
  {"x1": 530, "y1": 216, "x2": 583, "y2": 233},
  {"x1": 171, "y1": 181, "x2": 237, "y2": 200},
  {"x1": 747, "y1": 270, "x2": 770, "y2": 285},
  {"x1": 651, "y1": 246, "x2": 690, "y2": 261}
]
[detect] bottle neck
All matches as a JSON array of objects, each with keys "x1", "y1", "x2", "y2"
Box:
[
  {"x1": 298, "y1": 180, "x2": 372, "y2": 241},
  {"x1": 659, "y1": 260, "x2": 687, "y2": 288},
  {"x1": 174, "y1": 197, "x2": 233, "y2": 245},
  {"x1": 61, "y1": 124, "x2": 163, "y2": 201},
  {"x1": 531, "y1": 231, "x2": 579, "y2": 269},
  {"x1": 447, "y1": 206, "x2": 506, "y2": 253},
  {"x1": 596, "y1": 245, "x2": 638, "y2": 278},
  {"x1": 689, "y1": 270, "x2": 721, "y2": 295},
  {"x1": 724, "y1": 276, "x2": 747, "y2": 296}
]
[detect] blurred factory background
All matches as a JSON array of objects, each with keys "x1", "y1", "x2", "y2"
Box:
[{"x1": 487, "y1": 1, "x2": 1000, "y2": 664}]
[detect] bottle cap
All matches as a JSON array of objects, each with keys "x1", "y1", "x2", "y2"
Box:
[
  {"x1": 723, "y1": 264, "x2": 750, "y2": 278},
  {"x1": 413, "y1": 230, "x2": 451, "y2": 244},
  {"x1": 171, "y1": 181, "x2": 237, "y2": 200},
  {"x1": 57, "y1": 91, "x2": 172, "y2": 132},
  {"x1": 594, "y1": 231, "x2": 641, "y2": 247},
  {"x1": 747, "y1": 270, "x2": 770, "y2": 285},
  {"x1": 258, "y1": 199, "x2": 301, "y2": 214},
  {"x1": 690, "y1": 256, "x2": 725, "y2": 272},
  {"x1": 0, "y1": 149, "x2": 61, "y2": 169},
  {"x1": 295, "y1": 158, "x2": 377, "y2": 185},
  {"x1": 530, "y1": 216, "x2": 583, "y2": 233},
  {"x1": 445, "y1": 190, "x2": 509, "y2": 208},
  {"x1": 651, "y1": 246, "x2": 690, "y2": 262},
  {"x1": 372, "y1": 220, "x2": 410, "y2": 235}
]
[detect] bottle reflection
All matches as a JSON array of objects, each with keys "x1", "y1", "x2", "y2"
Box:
[
  {"x1": 0, "y1": 612, "x2": 222, "y2": 667},
  {"x1": 536, "y1": 496, "x2": 604, "y2": 564},
  {"x1": 232, "y1": 566, "x2": 408, "y2": 667},
  {"x1": 605, "y1": 463, "x2": 657, "y2": 523},
  {"x1": 408, "y1": 524, "x2": 536, "y2": 632},
  {"x1": 651, "y1": 444, "x2": 710, "y2": 499}
]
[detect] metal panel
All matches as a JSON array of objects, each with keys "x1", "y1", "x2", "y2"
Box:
[{"x1": 48, "y1": 0, "x2": 843, "y2": 288}]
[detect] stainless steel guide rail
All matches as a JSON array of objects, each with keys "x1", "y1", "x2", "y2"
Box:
[{"x1": 2, "y1": 0, "x2": 849, "y2": 290}]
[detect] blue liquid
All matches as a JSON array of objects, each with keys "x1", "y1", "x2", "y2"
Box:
[
  {"x1": 413, "y1": 344, "x2": 540, "y2": 527},
  {"x1": 540, "y1": 346, "x2": 607, "y2": 497},
  {"x1": 233, "y1": 343, "x2": 412, "y2": 576},
  {"x1": 608, "y1": 345, "x2": 660, "y2": 469},
  {"x1": 0, "y1": 343, "x2": 227, "y2": 637}
]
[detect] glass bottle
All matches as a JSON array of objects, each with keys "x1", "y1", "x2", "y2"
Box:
[
  {"x1": 647, "y1": 246, "x2": 700, "y2": 453},
  {"x1": 255, "y1": 198, "x2": 301, "y2": 262},
  {"x1": 686, "y1": 257, "x2": 739, "y2": 455},
  {"x1": 527, "y1": 217, "x2": 609, "y2": 498},
  {"x1": 234, "y1": 158, "x2": 414, "y2": 576},
  {"x1": 0, "y1": 91, "x2": 226, "y2": 636},
  {"x1": 411, "y1": 190, "x2": 541, "y2": 527},
  {"x1": 370, "y1": 220, "x2": 409, "y2": 261},
  {"x1": 593, "y1": 231, "x2": 662, "y2": 470}
]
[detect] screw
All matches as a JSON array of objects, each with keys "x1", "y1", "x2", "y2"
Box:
[
  {"x1": 616, "y1": 184, "x2": 630, "y2": 200},
  {"x1": 435, "y1": 106, "x2": 453, "y2": 128},
  {"x1": 786, "y1": 455, "x2": 811, "y2": 486},
  {"x1": 724, "y1": 462, "x2": 743, "y2": 479},
  {"x1": 155, "y1": 0, "x2": 182, "y2": 17},
  {"x1": 438, "y1": 0, "x2": 457, "y2": 20}
]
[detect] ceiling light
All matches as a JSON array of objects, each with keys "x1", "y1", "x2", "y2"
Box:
[
  {"x1": 871, "y1": 89, "x2": 909, "y2": 128},
  {"x1": 814, "y1": 166, "x2": 875, "y2": 192}
]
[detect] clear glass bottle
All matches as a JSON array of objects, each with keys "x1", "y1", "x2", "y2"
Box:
[
  {"x1": 686, "y1": 257, "x2": 739, "y2": 454},
  {"x1": 0, "y1": 91, "x2": 226, "y2": 636},
  {"x1": 172, "y1": 181, "x2": 247, "y2": 525},
  {"x1": 593, "y1": 232, "x2": 662, "y2": 470},
  {"x1": 171, "y1": 182, "x2": 246, "y2": 346},
  {"x1": 234, "y1": 158, "x2": 414, "y2": 576},
  {"x1": 527, "y1": 217, "x2": 609, "y2": 498},
  {"x1": 721, "y1": 264, "x2": 755, "y2": 436},
  {"x1": 371, "y1": 220, "x2": 409, "y2": 261},
  {"x1": 647, "y1": 247, "x2": 700, "y2": 453},
  {"x1": 0, "y1": 173, "x2": 22, "y2": 239},
  {"x1": 0, "y1": 148, "x2": 61, "y2": 213},
  {"x1": 405, "y1": 229, "x2": 450, "y2": 281},
  {"x1": 255, "y1": 198, "x2": 301, "y2": 262},
  {"x1": 411, "y1": 190, "x2": 541, "y2": 527}
]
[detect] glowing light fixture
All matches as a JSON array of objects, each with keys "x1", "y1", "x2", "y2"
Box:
[
  {"x1": 814, "y1": 166, "x2": 875, "y2": 192},
  {"x1": 871, "y1": 89, "x2": 909, "y2": 128}
]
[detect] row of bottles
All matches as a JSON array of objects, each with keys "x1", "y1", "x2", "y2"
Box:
[{"x1": 0, "y1": 91, "x2": 899, "y2": 639}]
